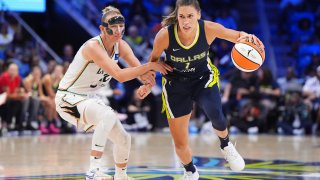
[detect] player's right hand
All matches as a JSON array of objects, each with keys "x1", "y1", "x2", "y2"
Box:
[{"x1": 149, "y1": 62, "x2": 173, "y2": 75}]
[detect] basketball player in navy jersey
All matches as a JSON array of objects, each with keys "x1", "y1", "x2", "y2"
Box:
[
  {"x1": 55, "y1": 6, "x2": 171, "y2": 180},
  {"x1": 138, "y1": 0, "x2": 264, "y2": 179}
]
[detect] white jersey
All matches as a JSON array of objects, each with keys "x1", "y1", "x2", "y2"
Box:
[{"x1": 58, "y1": 36, "x2": 119, "y2": 95}]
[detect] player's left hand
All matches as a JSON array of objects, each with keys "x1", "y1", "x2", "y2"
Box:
[
  {"x1": 137, "y1": 84, "x2": 152, "y2": 99},
  {"x1": 140, "y1": 71, "x2": 156, "y2": 86}
]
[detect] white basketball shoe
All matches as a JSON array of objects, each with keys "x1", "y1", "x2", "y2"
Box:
[
  {"x1": 85, "y1": 168, "x2": 113, "y2": 180},
  {"x1": 221, "y1": 142, "x2": 245, "y2": 171},
  {"x1": 180, "y1": 165, "x2": 199, "y2": 180}
]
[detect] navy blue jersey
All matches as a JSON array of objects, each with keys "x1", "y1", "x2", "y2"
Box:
[{"x1": 164, "y1": 20, "x2": 212, "y2": 79}]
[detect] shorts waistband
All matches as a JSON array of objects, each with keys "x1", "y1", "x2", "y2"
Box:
[
  {"x1": 57, "y1": 89, "x2": 87, "y2": 97},
  {"x1": 164, "y1": 75, "x2": 205, "y2": 82}
]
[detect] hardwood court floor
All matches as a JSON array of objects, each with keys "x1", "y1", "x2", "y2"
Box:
[{"x1": 0, "y1": 133, "x2": 319, "y2": 179}]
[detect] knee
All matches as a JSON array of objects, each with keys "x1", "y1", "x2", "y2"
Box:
[
  {"x1": 100, "y1": 111, "x2": 118, "y2": 130},
  {"x1": 117, "y1": 131, "x2": 131, "y2": 146},
  {"x1": 174, "y1": 140, "x2": 189, "y2": 151},
  {"x1": 208, "y1": 108, "x2": 228, "y2": 131},
  {"x1": 211, "y1": 118, "x2": 228, "y2": 131}
]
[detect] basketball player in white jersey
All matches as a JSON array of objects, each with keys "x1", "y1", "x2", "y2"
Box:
[{"x1": 55, "y1": 6, "x2": 172, "y2": 180}]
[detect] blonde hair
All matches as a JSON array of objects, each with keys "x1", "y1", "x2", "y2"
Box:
[
  {"x1": 101, "y1": 6, "x2": 122, "y2": 23},
  {"x1": 161, "y1": 0, "x2": 201, "y2": 27}
]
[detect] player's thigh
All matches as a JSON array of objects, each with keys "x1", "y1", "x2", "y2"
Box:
[
  {"x1": 162, "y1": 78, "x2": 193, "y2": 119},
  {"x1": 56, "y1": 93, "x2": 116, "y2": 131},
  {"x1": 168, "y1": 114, "x2": 192, "y2": 147}
]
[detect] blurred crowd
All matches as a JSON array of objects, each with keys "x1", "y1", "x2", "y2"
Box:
[
  {"x1": 278, "y1": 0, "x2": 320, "y2": 77},
  {"x1": 0, "y1": 0, "x2": 319, "y2": 137}
]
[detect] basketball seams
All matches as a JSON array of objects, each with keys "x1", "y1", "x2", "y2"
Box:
[
  {"x1": 239, "y1": 41, "x2": 265, "y2": 60},
  {"x1": 231, "y1": 47, "x2": 255, "y2": 72},
  {"x1": 233, "y1": 46, "x2": 262, "y2": 66},
  {"x1": 235, "y1": 43, "x2": 263, "y2": 64},
  {"x1": 231, "y1": 40, "x2": 265, "y2": 72}
]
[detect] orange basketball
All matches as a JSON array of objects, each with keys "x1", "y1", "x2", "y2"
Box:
[{"x1": 231, "y1": 39, "x2": 265, "y2": 72}]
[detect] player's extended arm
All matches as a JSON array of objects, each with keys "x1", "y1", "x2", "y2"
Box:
[
  {"x1": 119, "y1": 40, "x2": 156, "y2": 86},
  {"x1": 204, "y1": 21, "x2": 264, "y2": 49},
  {"x1": 82, "y1": 40, "x2": 172, "y2": 83}
]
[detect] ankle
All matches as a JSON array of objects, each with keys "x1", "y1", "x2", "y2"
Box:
[
  {"x1": 219, "y1": 134, "x2": 229, "y2": 149},
  {"x1": 183, "y1": 160, "x2": 196, "y2": 173},
  {"x1": 115, "y1": 165, "x2": 127, "y2": 175},
  {"x1": 90, "y1": 156, "x2": 102, "y2": 170}
]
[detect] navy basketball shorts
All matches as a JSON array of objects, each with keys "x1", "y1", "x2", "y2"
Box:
[{"x1": 161, "y1": 74, "x2": 227, "y2": 131}]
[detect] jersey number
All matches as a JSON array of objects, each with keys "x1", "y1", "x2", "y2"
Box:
[
  {"x1": 100, "y1": 74, "x2": 110, "y2": 82},
  {"x1": 185, "y1": 62, "x2": 190, "y2": 70},
  {"x1": 89, "y1": 74, "x2": 110, "y2": 88}
]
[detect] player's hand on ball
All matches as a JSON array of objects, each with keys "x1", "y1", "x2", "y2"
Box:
[
  {"x1": 237, "y1": 32, "x2": 265, "y2": 49},
  {"x1": 137, "y1": 84, "x2": 152, "y2": 99}
]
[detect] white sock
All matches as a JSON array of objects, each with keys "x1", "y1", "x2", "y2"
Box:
[
  {"x1": 115, "y1": 165, "x2": 127, "y2": 176},
  {"x1": 90, "y1": 156, "x2": 102, "y2": 170}
]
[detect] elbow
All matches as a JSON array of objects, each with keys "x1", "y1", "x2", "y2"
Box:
[
  {"x1": 113, "y1": 74, "x2": 126, "y2": 83},
  {"x1": 117, "y1": 78, "x2": 126, "y2": 83}
]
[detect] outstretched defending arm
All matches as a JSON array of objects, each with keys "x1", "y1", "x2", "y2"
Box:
[
  {"x1": 119, "y1": 39, "x2": 156, "y2": 86},
  {"x1": 82, "y1": 40, "x2": 172, "y2": 83}
]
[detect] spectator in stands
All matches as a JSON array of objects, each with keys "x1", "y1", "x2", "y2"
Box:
[
  {"x1": 222, "y1": 71, "x2": 257, "y2": 115},
  {"x1": 290, "y1": 12, "x2": 315, "y2": 43},
  {"x1": 215, "y1": 8, "x2": 237, "y2": 30},
  {"x1": 302, "y1": 65, "x2": 320, "y2": 135},
  {"x1": 62, "y1": 44, "x2": 74, "y2": 63},
  {"x1": 303, "y1": 54, "x2": 320, "y2": 78},
  {"x1": 256, "y1": 67, "x2": 281, "y2": 132},
  {"x1": 230, "y1": 100, "x2": 261, "y2": 134},
  {"x1": 108, "y1": 80, "x2": 126, "y2": 113},
  {"x1": 0, "y1": 22, "x2": 14, "y2": 61},
  {"x1": 62, "y1": 61, "x2": 70, "y2": 74},
  {"x1": 302, "y1": 65, "x2": 320, "y2": 106},
  {"x1": 277, "y1": 91, "x2": 311, "y2": 135},
  {"x1": 130, "y1": 15, "x2": 150, "y2": 39},
  {"x1": 46, "y1": 59, "x2": 57, "y2": 74},
  {"x1": 124, "y1": 25, "x2": 150, "y2": 63},
  {"x1": 22, "y1": 66, "x2": 43, "y2": 131},
  {"x1": 143, "y1": 0, "x2": 172, "y2": 27},
  {"x1": 0, "y1": 63, "x2": 29, "y2": 132},
  {"x1": 128, "y1": 0, "x2": 149, "y2": 24},
  {"x1": 126, "y1": 88, "x2": 151, "y2": 131},
  {"x1": 277, "y1": 66, "x2": 303, "y2": 94},
  {"x1": 41, "y1": 64, "x2": 64, "y2": 134},
  {"x1": 31, "y1": 54, "x2": 47, "y2": 74},
  {"x1": 222, "y1": 71, "x2": 259, "y2": 134},
  {"x1": 18, "y1": 52, "x2": 31, "y2": 78}
]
